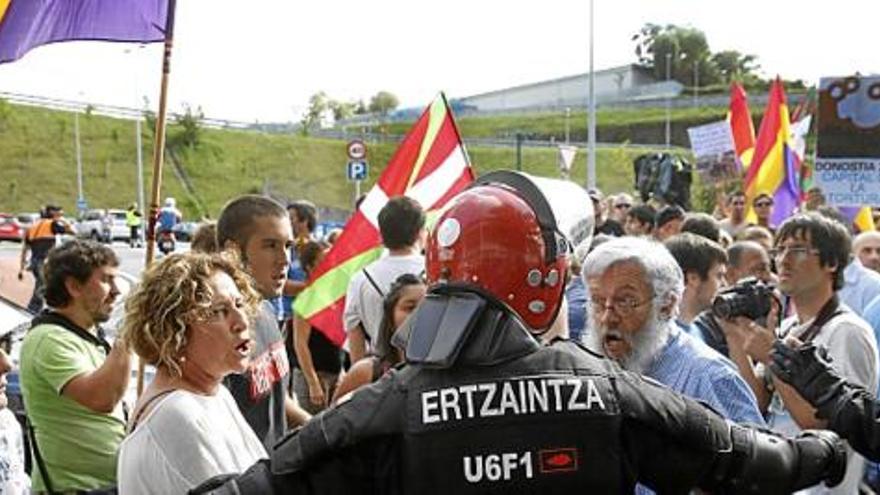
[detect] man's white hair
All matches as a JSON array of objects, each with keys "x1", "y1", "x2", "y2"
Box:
[
  {"x1": 582, "y1": 236, "x2": 684, "y2": 320},
  {"x1": 854, "y1": 231, "x2": 880, "y2": 253}
]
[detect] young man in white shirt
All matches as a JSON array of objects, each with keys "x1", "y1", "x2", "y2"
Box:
[
  {"x1": 344, "y1": 196, "x2": 426, "y2": 363},
  {"x1": 724, "y1": 212, "x2": 879, "y2": 495}
]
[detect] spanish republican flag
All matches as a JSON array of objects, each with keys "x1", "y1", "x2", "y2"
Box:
[
  {"x1": 744, "y1": 78, "x2": 801, "y2": 226},
  {"x1": 0, "y1": 0, "x2": 169, "y2": 64},
  {"x1": 728, "y1": 82, "x2": 756, "y2": 171},
  {"x1": 294, "y1": 94, "x2": 475, "y2": 346}
]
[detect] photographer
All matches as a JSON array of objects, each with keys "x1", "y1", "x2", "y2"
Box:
[
  {"x1": 690, "y1": 241, "x2": 775, "y2": 359},
  {"x1": 721, "y1": 212, "x2": 878, "y2": 495}
]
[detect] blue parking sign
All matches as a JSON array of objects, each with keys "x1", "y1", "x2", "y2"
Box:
[{"x1": 347, "y1": 161, "x2": 368, "y2": 181}]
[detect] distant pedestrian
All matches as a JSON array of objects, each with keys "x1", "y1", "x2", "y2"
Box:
[
  {"x1": 17, "y1": 205, "x2": 73, "y2": 314},
  {"x1": 125, "y1": 203, "x2": 143, "y2": 248}
]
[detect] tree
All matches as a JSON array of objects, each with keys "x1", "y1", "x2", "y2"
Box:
[
  {"x1": 328, "y1": 99, "x2": 356, "y2": 122},
  {"x1": 711, "y1": 50, "x2": 760, "y2": 84},
  {"x1": 368, "y1": 91, "x2": 399, "y2": 116},
  {"x1": 354, "y1": 99, "x2": 368, "y2": 115},
  {"x1": 633, "y1": 23, "x2": 719, "y2": 86},
  {"x1": 633, "y1": 23, "x2": 759, "y2": 88},
  {"x1": 172, "y1": 103, "x2": 205, "y2": 149},
  {"x1": 300, "y1": 91, "x2": 328, "y2": 132}
]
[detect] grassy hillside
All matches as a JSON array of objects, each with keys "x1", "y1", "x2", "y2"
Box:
[
  {"x1": 348, "y1": 106, "x2": 749, "y2": 147},
  {"x1": 0, "y1": 102, "x2": 686, "y2": 218}
]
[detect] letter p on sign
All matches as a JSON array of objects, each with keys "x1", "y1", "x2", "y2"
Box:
[{"x1": 347, "y1": 160, "x2": 368, "y2": 181}]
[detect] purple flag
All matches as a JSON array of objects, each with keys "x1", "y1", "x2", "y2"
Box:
[{"x1": 0, "y1": 0, "x2": 168, "y2": 64}]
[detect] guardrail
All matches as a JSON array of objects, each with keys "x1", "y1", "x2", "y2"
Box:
[
  {"x1": 0, "y1": 90, "x2": 260, "y2": 130},
  {"x1": 311, "y1": 129, "x2": 690, "y2": 152}
]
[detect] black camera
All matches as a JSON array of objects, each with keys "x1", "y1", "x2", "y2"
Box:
[{"x1": 712, "y1": 277, "x2": 775, "y2": 320}]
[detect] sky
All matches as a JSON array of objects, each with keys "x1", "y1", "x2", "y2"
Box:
[{"x1": 0, "y1": 0, "x2": 877, "y2": 123}]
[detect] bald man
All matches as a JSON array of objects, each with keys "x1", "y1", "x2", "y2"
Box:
[
  {"x1": 726, "y1": 241, "x2": 774, "y2": 285},
  {"x1": 854, "y1": 231, "x2": 880, "y2": 274}
]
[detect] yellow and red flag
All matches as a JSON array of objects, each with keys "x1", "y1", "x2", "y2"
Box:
[
  {"x1": 728, "y1": 82, "x2": 756, "y2": 171},
  {"x1": 744, "y1": 78, "x2": 801, "y2": 225},
  {"x1": 294, "y1": 93, "x2": 474, "y2": 346}
]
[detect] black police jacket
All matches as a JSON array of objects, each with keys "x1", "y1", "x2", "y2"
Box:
[{"x1": 193, "y1": 288, "x2": 846, "y2": 495}]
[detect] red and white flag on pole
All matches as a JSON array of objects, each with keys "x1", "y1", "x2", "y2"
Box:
[{"x1": 294, "y1": 93, "x2": 475, "y2": 346}]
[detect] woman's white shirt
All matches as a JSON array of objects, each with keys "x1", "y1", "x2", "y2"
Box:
[{"x1": 118, "y1": 386, "x2": 268, "y2": 494}]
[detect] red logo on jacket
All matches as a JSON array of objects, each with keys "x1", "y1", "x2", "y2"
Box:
[{"x1": 538, "y1": 448, "x2": 579, "y2": 474}]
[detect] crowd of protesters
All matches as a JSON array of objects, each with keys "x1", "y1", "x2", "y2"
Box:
[{"x1": 3, "y1": 180, "x2": 880, "y2": 494}]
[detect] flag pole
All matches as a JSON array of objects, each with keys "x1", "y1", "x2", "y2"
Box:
[{"x1": 138, "y1": 0, "x2": 177, "y2": 396}]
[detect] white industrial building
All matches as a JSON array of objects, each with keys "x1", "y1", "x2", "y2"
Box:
[{"x1": 455, "y1": 64, "x2": 681, "y2": 113}]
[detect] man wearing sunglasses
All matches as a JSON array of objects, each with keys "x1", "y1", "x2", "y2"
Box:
[
  {"x1": 751, "y1": 193, "x2": 776, "y2": 234},
  {"x1": 722, "y1": 212, "x2": 878, "y2": 495},
  {"x1": 609, "y1": 193, "x2": 634, "y2": 224}
]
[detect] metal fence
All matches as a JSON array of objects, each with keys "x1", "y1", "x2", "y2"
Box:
[{"x1": 0, "y1": 90, "x2": 259, "y2": 130}]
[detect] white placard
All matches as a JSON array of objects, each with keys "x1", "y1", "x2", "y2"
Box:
[
  {"x1": 687, "y1": 120, "x2": 735, "y2": 158},
  {"x1": 813, "y1": 158, "x2": 880, "y2": 207}
]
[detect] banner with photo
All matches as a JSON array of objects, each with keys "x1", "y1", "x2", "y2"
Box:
[
  {"x1": 686, "y1": 120, "x2": 738, "y2": 182},
  {"x1": 815, "y1": 75, "x2": 880, "y2": 207}
]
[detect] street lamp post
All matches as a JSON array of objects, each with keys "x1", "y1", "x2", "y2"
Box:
[
  {"x1": 665, "y1": 52, "x2": 672, "y2": 148},
  {"x1": 586, "y1": 0, "x2": 597, "y2": 189},
  {"x1": 75, "y1": 109, "x2": 84, "y2": 209},
  {"x1": 565, "y1": 107, "x2": 571, "y2": 144},
  {"x1": 125, "y1": 46, "x2": 147, "y2": 216}
]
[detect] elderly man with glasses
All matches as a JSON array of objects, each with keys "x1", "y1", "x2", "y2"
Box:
[
  {"x1": 721, "y1": 212, "x2": 878, "y2": 495},
  {"x1": 583, "y1": 237, "x2": 764, "y2": 425}
]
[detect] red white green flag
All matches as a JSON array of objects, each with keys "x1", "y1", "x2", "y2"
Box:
[{"x1": 293, "y1": 93, "x2": 475, "y2": 346}]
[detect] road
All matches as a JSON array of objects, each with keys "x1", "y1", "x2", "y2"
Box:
[{"x1": 0, "y1": 240, "x2": 189, "y2": 334}]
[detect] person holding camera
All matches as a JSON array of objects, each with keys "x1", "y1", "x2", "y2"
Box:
[
  {"x1": 701, "y1": 240, "x2": 775, "y2": 352},
  {"x1": 721, "y1": 212, "x2": 878, "y2": 495}
]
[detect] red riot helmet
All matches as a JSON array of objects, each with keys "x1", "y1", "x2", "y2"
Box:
[{"x1": 426, "y1": 171, "x2": 593, "y2": 331}]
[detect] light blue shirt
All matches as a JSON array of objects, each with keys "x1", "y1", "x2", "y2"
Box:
[
  {"x1": 637, "y1": 324, "x2": 765, "y2": 495},
  {"x1": 648, "y1": 323, "x2": 766, "y2": 426},
  {"x1": 840, "y1": 259, "x2": 880, "y2": 316}
]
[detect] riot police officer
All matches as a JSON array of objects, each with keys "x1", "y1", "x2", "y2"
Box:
[
  {"x1": 193, "y1": 171, "x2": 846, "y2": 495},
  {"x1": 771, "y1": 340, "x2": 880, "y2": 461}
]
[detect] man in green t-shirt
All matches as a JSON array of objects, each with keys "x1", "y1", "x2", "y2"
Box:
[{"x1": 20, "y1": 240, "x2": 131, "y2": 493}]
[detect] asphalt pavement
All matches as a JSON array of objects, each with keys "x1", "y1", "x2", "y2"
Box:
[{"x1": 0, "y1": 240, "x2": 189, "y2": 334}]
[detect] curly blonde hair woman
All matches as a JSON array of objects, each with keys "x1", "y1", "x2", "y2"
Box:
[{"x1": 116, "y1": 252, "x2": 268, "y2": 494}]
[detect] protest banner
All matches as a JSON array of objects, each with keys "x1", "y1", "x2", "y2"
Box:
[
  {"x1": 687, "y1": 120, "x2": 738, "y2": 182},
  {"x1": 815, "y1": 75, "x2": 880, "y2": 207}
]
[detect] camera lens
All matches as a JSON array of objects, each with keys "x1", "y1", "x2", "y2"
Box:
[{"x1": 712, "y1": 296, "x2": 734, "y2": 320}]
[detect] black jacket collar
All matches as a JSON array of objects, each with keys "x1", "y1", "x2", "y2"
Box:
[{"x1": 30, "y1": 310, "x2": 111, "y2": 353}]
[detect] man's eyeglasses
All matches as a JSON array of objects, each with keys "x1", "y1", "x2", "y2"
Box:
[
  {"x1": 588, "y1": 296, "x2": 650, "y2": 317},
  {"x1": 731, "y1": 201, "x2": 745, "y2": 207},
  {"x1": 614, "y1": 203, "x2": 631, "y2": 209},
  {"x1": 768, "y1": 246, "x2": 820, "y2": 262},
  {"x1": 755, "y1": 201, "x2": 773, "y2": 207}
]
